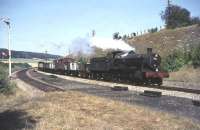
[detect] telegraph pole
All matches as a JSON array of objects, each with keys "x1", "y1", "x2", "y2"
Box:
[
  {"x1": 167, "y1": 0, "x2": 171, "y2": 8},
  {"x1": 166, "y1": 0, "x2": 172, "y2": 27},
  {"x1": 167, "y1": 0, "x2": 172, "y2": 14}
]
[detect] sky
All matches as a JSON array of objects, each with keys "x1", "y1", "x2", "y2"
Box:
[{"x1": 0, "y1": 0, "x2": 200, "y2": 56}]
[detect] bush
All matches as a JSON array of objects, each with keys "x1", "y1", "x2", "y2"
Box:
[
  {"x1": 0, "y1": 63, "x2": 15, "y2": 94},
  {"x1": 191, "y1": 44, "x2": 200, "y2": 67},
  {"x1": 148, "y1": 27, "x2": 158, "y2": 33},
  {"x1": 162, "y1": 50, "x2": 186, "y2": 72},
  {"x1": 113, "y1": 32, "x2": 122, "y2": 40},
  {"x1": 162, "y1": 43, "x2": 200, "y2": 72}
]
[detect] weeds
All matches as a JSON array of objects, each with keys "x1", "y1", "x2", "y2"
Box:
[
  {"x1": 0, "y1": 63, "x2": 15, "y2": 94},
  {"x1": 191, "y1": 44, "x2": 200, "y2": 68},
  {"x1": 162, "y1": 43, "x2": 200, "y2": 72}
]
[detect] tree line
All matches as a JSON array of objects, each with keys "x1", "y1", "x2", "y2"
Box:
[{"x1": 113, "y1": 26, "x2": 160, "y2": 40}]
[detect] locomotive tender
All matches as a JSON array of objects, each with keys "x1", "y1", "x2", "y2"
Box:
[{"x1": 38, "y1": 48, "x2": 169, "y2": 85}]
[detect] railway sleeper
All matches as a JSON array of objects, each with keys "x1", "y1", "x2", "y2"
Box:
[
  {"x1": 140, "y1": 90, "x2": 162, "y2": 97},
  {"x1": 111, "y1": 86, "x2": 129, "y2": 91},
  {"x1": 192, "y1": 100, "x2": 200, "y2": 107}
]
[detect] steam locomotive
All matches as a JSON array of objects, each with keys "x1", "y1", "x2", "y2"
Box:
[{"x1": 38, "y1": 48, "x2": 169, "y2": 85}]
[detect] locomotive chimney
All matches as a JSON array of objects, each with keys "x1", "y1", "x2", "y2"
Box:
[{"x1": 147, "y1": 48, "x2": 152, "y2": 55}]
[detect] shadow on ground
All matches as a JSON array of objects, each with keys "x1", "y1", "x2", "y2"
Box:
[{"x1": 0, "y1": 109, "x2": 37, "y2": 130}]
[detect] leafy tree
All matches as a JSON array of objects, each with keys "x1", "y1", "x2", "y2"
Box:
[
  {"x1": 148, "y1": 27, "x2": 158, "y2": 33},
  {"x1": 191, "y1": 44, "x2": 200, "y2": 67},
  {"x1": 113, "y1": 32, "x2": 122, "y2": 40},
  {"x1": 190, "y1": 17, "x2": 200, "y2": 26},
  {"x1": 113, "y1": 32, "x2": 119, "y2": 40},
  {"x1": 161, "y1": 5, "x2": 191, "y2": 29},
  {"x1": 122, "y1": 35, "x2": 127, "y2": 40},
  {"x1": 131, "y1": 32, "x2": 136, "y2": 37}
]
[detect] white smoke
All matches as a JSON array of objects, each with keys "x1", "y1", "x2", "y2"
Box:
[
  {"x1": 89, "y1": 37, "x2": 135, "y2": 51},
  {"x1": 69, "y1": 37, "x2": 93, "y2": 56},
  {"x1": 68, "y1": 36, "x2": 135, "y2": 56}
]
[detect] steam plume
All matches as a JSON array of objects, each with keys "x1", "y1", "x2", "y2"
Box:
[{"x1": 68, "y1": 35, "x2": 135, "y2": 56}]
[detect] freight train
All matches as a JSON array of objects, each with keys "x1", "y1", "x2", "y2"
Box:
[{"x1": 38, "y1": 48, "x2": 169, "y2": 85}]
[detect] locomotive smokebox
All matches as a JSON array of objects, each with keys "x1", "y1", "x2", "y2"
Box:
[{"x1": 147, "y1": 48, "x2": 153, "y2": 55}]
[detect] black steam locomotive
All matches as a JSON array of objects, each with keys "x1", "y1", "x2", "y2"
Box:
[{"x1": 38, "y1": 48, "x2": 169, "y2": 85}]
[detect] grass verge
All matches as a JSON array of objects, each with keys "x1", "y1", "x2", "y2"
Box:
[{"x1": 0, "y1": 88, "x2": 199, "y2": 130}]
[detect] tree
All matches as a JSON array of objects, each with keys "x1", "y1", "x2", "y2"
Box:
[
  {"x1": 148, "y1": 27, "x2": 158, "y2": 33},
  {"x1": 191, "y1": 17, "x2": 200, "y2": 26},
  {"x1": 131, "y1": 32, "x2": 136, "y2": 37},
  {"x1": 113, "y1": 32, "x2": 122, "y2": 40},
  {"x1": 161, "y1": 5, "x2": 191, "y2": 29},
  {"x1": 113, "y1": 32, "x2": 120, "y2": 40},
  {"x1": 122, "y1": 34, "x2": 127, "y2": 40}
]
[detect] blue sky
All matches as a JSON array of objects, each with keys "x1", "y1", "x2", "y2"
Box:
[{"x1": 0, "y1": 0, "x2": 200, "y2": 55}]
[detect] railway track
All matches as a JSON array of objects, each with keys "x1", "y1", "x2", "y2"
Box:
[
  {"x1": 37, "y1": 69, "x2": 200, "y2": 95},
  {"x1": 17, "y1": 70, "x2": 200, "y2": 94},
  {"x1": 20, "y1": 68, "x2": 199, "y2": 102},
  {"x1": 16, "y1": 69, "x2": 200, "y2": 121},
  {"x1": 17, "y1": 68, "x2": 200, "y2": 99},
  {"x1": 17, "y1": 69, "x2": 64, "y2": 92},
  {"x1": 144, "y1": 84, "x2": 200, "y2": 95},
  {"x1": 91, "y1": 78, "x2": 200, "y2": 95}
]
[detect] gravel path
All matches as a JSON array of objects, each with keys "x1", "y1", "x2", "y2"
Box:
[{"x1": 27, "y1": 69, "x2": 200, "y2": 122}]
